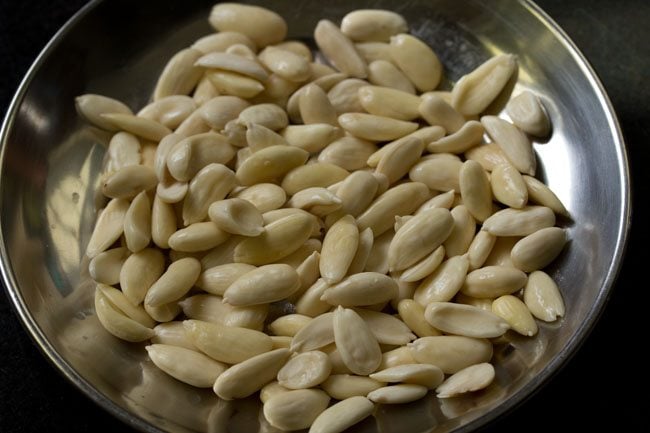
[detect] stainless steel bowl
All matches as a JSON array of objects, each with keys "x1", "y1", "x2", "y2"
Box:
[{"x1": 0, "y1": 0, "x2": 629, "y2": 432}]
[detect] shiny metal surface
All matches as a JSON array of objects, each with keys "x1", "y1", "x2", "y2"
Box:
[{"x1": 0, "y1": 0, "x2": 629, "y2": 432}]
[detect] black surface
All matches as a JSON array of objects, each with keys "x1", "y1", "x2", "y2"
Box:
[{"x1": 1, "y1": 1, "x2": 649, "y2": 432}]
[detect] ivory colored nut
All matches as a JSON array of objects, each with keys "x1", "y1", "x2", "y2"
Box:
[
  {"x1": 282, "y1": 124, "x2": 342, "y2": 153},
  {"x1": 367, "y1": 384, "x2": 428, "y2": 404},
  {"x1": 208, "y1": 198, "x2": 265, "y2": 237},
  {"x1": 321, "y1": 374, "x2": 385, "y2": 400},
  {"x1": 89, "y1": 247, "x2": 130, "y2": 286},
  {"x1": 145, "y1": 344, "x2": 227, "y2": 388},
  {"x1": 236, "y1": 145, "x2": 309, "y2": 186},
  {"x1": 94, "y1": 290, "x2": 154, "y2": 342},
  {"x1": 182, "y1": 163, "x2": 236, "y2": 226},
  {"x1": 138, "y1": 95, "x2": 196, "y2": 130},
  {"x1": 436, "y1": 363, "x2": 495, "y2": 398},
  {"x1": 184, "y1": 319, "x2": 272, "y2": 364},
  {"x1": 209, "y1": 3, "x2": 287, "y2": 48},
  {"x1": 358, "y1": 85, "x2": 421, "y2": 121},
  {"x1": 168, "y1": 222, "x2": 230, "y2": 253},
  {"x1": 86, "y1": 198, "x2": 129, "y2": 258},
  {"x1": 482, "y1": 206, "x2": 556, "y2": 236},
  {"x1": 376, "y1": 136, "x2": 425, "y2": 184},
  {"x1": 281, "y1": 163, "x2": 349, "y2": 195},
  {"x1": 318, "y1": 136, "x2": 377, "y2": 171},
  {"x1": 524, "y1": 270, "x2": 565, "y2": 322},
  {"x1": 451, "y1": 54, "x2": 517, "y2": 116},
  {"x1": 145, "y1": 257, "x2": 201, "y2": 307},
  {"x1": 460, "y1": 160, "x2": 492, "y2": 222},
  {"x1": 97, "y1": 284, "x2": 154, "y2": 328},
  {"x1": 398, "y1": 299, "x2": 441, "y2": 338},
  {"x1": 424, "y1": 302, "x2": 510, "y2": 338},
  {"x1": 367, "y1": 59, "x2": 416, "y2": 94},
  {"x1": 321, "y1": 272, "x2": 398, "y2": 307},
  {"x1": 102, "y1": 165, "x2": 157, "y2": 199},
  {"x1": 100, "y1": 113, "x2": 171, "y2": 142},
  {"x1": 389, "y1": 33, "x2": 442, "y2": 92},
  {"x1": 75, "y1": 94, "x2": 132, "y2": 130},
  {"x1": 357, "y1": 182, "x2": 430, "y2": 237},
  {"x1": 153, "y1": 48, "x2": 203, "y2": 101},
  {"x1": 409, "y1": 336, "x2": 493, "y2": 374},
  {"x1": 341, "y1": 9, "x2": 408, "y2": 42},
  {"x1": 462, "y1": 265, "x2": 527, "y2": 299},
  {"x1": 481, "y1": 115, "x2": 536, "y2": 176},
  {"x1": 314, "y1": 19, "x2": 368, "y2": 78},
  {"x1": 354, "y1": 308, "x2": 416, "y2": 345},
  {"x1": 269, "y1": 314, "x2": 313, "y2": 337},
  {"x1": 511, "y1": 226, "x2": 567, "y2": 272},
  {"x1": 320, "y1": 215, "x2": 359, "y2": 284},
  {"x1": 333, "y1": 306, "x2": 382, "y2": 375},
  {"x1": 191, "y1": 31, "x2": 257, "y2": 54},
  {"x1": 491, "y1": 163, "x2": 529, "y2": 209},
  {"x1": 277, "y1": 351, "x2": 332, "y2": 389},
  {"x1": 214, "y1": 348, "x2": 291, "y2": 400},
  {"x1": 506, "y1": 90, "x2": 551, "y2": 137},
  {"x1": 370, "y1": 364, "x2": 444, "y2": 389},
  {"x1": 339, "y1": 112, "x2": 418, "y2": 142},
  {"x1": 224, "y1": 264, "x2": 300, "y2": 306},
  {"x1": 264, "y1": 389, "x2": 330, "y2": 431},
  {"x1": 234, "y1": 212, "x2": 314, "y2": 265},
  {"x1": 492, "y1": 295, "x2": 538, "y2": 336},
  {"x1": 233, "y1": 183, "x2": 287, "y2": 213},
  {"x1": 311, "y1": 398, "x2": 375, "y2": 433},
  {"x1": 414, "y1": 255, "x2": 469, "y2": 305},
  {"x1": 291, "y1": 312, "x2": 335, "y2": 352},
  {"x1": 196, "y1": 52, "x2": 269, "y2": 81},
  {"x1": 388, "y1": 208, "x2": 453, "y2": 272}
]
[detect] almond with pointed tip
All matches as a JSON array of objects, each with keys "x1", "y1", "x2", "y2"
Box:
[
  {"x1": 184, "y1": 319, "x2": 272, "y2": 364},
  {"x1": 451, "y1": 54, "x2": 517, "y2": 116},
  {"x1": 462, "y1": 265, "x2": 527, "y2": 298},
  {"x1": 481, "y1": 115, "x2": 535, "y2": 175},
  {"x1": 320, "y1": 215, "x2": 359, "y2": 284},
  {"x1": 182, "y1": 163, "x2": 236, "y2": 226},
  {"x1": 388, "y1": 208, "x2": 453, "y2": 271},
  {"x1": 390, "y1": 33, "x2": 442, "y2": 92},
  {"x1": 75, "y1": 94, "x2": 133, "y2": 130},
  {"x1": 506, "y1": 90, "x2": 550, "y2": 137},
  {"x1": 314, "y1": 19, "x2": 368, "y2": 78},
  {"x1": 321, "y1": 272, "x2": 398, "y2": 307},
  {"x1": 145, "y1": 258, "x2": 201, "y2": 307},
  {"x1": 482, "y1": 206, "x2": 555, "y2": 236},
  {"x1": 146, "y1": 344, "x2": 227, "y2": 388},
  {"x1": 436, "y1": 363, "x2": 495, "y2": 398},
  {"x1": 367, "y1": 59, "x2": 416, "y2": 94},
  {"x1": 414, "y1": 255, "x2": 470, "y2": 305},
  {"x1": 424, "y1": 301, "x2": 510, "y2": 338},
  {"x1": 333, "y1": 306, "x2": 382, "y2": 375},
  {"x1": 397, "y1": 299, "x2": 441, "y2": 338},
  {"x1": 94, "y1": 290, "x2": 154, "y2": 342},
  {"x1": 153, "y1": 48, "x2": 203, "y2": 101},
  {"x1": 524, "y1": 270, "x2": 565, "y2": 321},
  {"x1": 409, "y1": 336, "x2": 493, "y2": 374},
  {"x1": 86, "y1": 198, "x2": 129, "y2": 258},
  {"x1": 213, "y1": 348, "x2": 291, "y2": 400},
  {"x1": 224, "y1": 264, "x2": 300, "y2": 306},
  {"x1": 339, "y1": 112, "x2": 418, "y2": 141},
  {"x1": 264, "y1": 389, "x2": 331, "y2": 431},
  {"x1": 209, "y1": 198, "x2": 264, "y2": 237},
  {"x1": 357, "y1": 182, "x2": 430, "y2": 237}
]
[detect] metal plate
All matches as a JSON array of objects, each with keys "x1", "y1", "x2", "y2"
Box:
[{"x1": 0, "y1": 0, "x2": 629, "y2": 432}]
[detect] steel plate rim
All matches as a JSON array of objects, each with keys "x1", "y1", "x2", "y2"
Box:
[{"x1": 0, "y1": 0, "x2": 631, "y2": 432}]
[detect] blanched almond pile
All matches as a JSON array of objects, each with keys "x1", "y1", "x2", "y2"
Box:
[{"x1": 78, "y1": 3, "x2": 568, "y2": 431}]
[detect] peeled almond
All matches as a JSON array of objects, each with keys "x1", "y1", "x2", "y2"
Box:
[
  {"x1": 424, "y1": 302, "x2": 510, "y2": 338},
  {"x1": 436, "y1": 363, "x2": 495, "y2": 398},
  {"x1": 209, "y1": 198, "x2": 265, "y2": 237}
]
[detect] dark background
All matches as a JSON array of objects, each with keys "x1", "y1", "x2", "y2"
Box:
[{"x1": 1, "y1": 0, "x2": 649, "y2": 431}]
